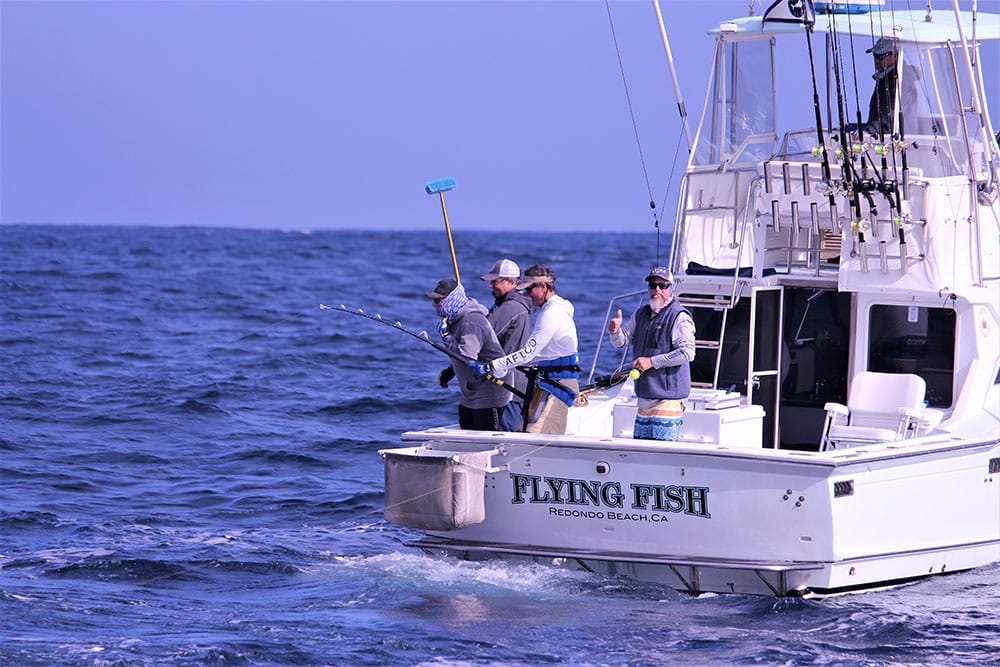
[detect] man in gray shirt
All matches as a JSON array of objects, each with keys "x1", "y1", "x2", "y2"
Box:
[
  {"x1": 480, "y1": 258, "x2": 533, "y2": 430},
  {"x1": 427, "y1": 278, "x2": 510, "y2": 430}
]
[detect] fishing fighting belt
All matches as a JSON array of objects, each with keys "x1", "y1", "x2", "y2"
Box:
[
  {"x1": 535, "y1": 354, "x2": 580, "y2": 379},
  {"x1": 519, "y1": 354, "x2": 581, "y2": 412}
]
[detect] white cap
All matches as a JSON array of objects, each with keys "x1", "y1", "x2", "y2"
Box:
[{"x1": 480, "y1": 258, "x2": 520, "y2": 281}]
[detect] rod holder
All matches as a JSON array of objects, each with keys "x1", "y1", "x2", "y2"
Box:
[
  {"x1": 810, "y1": 202, "x2": 820, "y2": 271},
  {"x1": 790, "y1": 201, "x2": 800, "y2": 247}
]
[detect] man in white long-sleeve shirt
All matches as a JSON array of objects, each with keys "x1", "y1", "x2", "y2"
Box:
[{"x1": 471, "y1": 264, "x2": 579, "y2": 434}]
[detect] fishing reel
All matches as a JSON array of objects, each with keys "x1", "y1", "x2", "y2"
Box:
[{"x1": 875, "y1": 138, "x2": 917, "y2": 155}]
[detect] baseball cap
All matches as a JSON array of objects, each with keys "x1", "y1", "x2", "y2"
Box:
[
  {"x1": 425, "y1": 278, "x2": 458, "y2": 299},
  {"x1": 866, "y1": 37, "x2": 899, "y2": 56},
  {"x1": 516, "y1": 264, "x2": 555, "y2": 290},
  {"x1": 645, "y1": 267, "x2": 674, "y2": 284},
  {"x1": 480, "y1": 258, "x2": 520, "y2": 282}
]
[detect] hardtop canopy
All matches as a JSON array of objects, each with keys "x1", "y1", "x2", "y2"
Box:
[{"x1": 709, "y1": 9, "x2": 1000, "y2": 45}]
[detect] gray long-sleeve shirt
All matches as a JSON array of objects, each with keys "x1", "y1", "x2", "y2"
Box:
[{"x1": 487, "y1": 290, "x2": 533, "y2": 396}]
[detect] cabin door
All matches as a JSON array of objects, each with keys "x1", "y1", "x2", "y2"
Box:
[{"x1": 746, "y1": 286, "x2": 784, "y2": 449}]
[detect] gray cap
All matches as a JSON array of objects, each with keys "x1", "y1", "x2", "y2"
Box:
[
  {"x1": 480, "y1": 258, "x2": 520, "y2": 281},
  {"x1": 866, "y1": 37, "x2": 899, "y2": 56},
  {"x1": 645, "y1": 266, "x2": 674, "y2": 284},
  {"x1": 425, "y1": 278, "x2": 458, "y2": 299}
]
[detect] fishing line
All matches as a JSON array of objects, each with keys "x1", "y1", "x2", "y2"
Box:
[
  {"x1": 228, "y1": 309, "x2": 312, "y2": 345},
  {"x1": 604, "y1": 0, "x2": 664, "y2": 260},
  {"x1": 655, "y1": 124, "x2": 688, "y2": 265}
]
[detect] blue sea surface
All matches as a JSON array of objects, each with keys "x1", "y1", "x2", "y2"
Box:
[{"x1": 1, "y1": 224, "x2": 997, "y2": 666}]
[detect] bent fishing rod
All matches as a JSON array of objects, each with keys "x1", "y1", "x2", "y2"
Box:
[{"x1": 319, "y1": 304, "x2": 526, "y2": 400}]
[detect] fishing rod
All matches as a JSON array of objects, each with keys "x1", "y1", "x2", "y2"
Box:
[
  {"x1": 804, "y1": 25, "x2": 838, "y2": 213},
  {"x1": 829, "y1": 15, "x2": 884, "y2": 267},
  {"x1": 319, "y1": 303, "x2": 526, "y2": 400}
]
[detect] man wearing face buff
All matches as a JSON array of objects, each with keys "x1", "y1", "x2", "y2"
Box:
[
  {"x1": 426, "y1": 278, "x2": 511, "y2": 430},
  {"x1": 608, "y1": 267, "x2": 696, "y2": 441}
]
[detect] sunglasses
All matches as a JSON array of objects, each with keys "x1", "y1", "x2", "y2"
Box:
[
  {"x1": 526, "y1": 282, "x2": 547, "y2": 291},
  {"x1": 647, "y1": 282, "x2": 671, "y2": 291}
]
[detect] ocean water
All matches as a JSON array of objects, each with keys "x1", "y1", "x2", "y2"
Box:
[{"x1": 1, "y1": 224, "x2": 997, "y2": 667}]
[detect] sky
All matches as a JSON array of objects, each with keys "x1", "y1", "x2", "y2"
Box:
[{"x1": 1, "y1": 0, "x2": 998, "y2": 232}]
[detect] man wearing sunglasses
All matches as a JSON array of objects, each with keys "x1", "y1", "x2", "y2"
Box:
[
  {"x1": 608, "y1": 267, "x2": 696, "y2": 441},
  {"x1": 860, "y1": 36, "x2": 918, "y2": 137},
  {"x1": 427, "y1": 278, "x2": 511, "y2": 431},
  {"x1": 470, "y1": 264, "x2": 579, "y2": 434}
]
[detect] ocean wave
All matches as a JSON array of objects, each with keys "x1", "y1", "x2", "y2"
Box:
[
  {"x1": 174, "y1": 398, "x2": 233, "y2": 416},
  {"x1": 318, "y1": 397, "x2": 397, "y2": 416},
  {"x1": 0, "y1": 510, "x2": 63, "y2": 530},
  {"x1": 44, "y1": 558, "x2": 197, "y2": 584},
  {"x1": 82, "y1": 271, "x2": 127, "y2": 280},
  {"x1": 220, "y1": 448, "x2": 325, "y2": 467}
]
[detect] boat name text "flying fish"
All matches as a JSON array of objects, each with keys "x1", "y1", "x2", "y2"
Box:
[{"x1": 509, "y1": 473, "x2": 711, "y2": 519}]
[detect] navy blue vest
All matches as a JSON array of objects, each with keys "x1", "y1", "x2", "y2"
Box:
[{"x1": 633, "y1": 299, "x2": 692, "y2": 400}]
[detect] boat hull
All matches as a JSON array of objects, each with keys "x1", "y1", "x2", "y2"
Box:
[{"x1": 385, "y1": 430, "x2": 1000, "y2": 596}]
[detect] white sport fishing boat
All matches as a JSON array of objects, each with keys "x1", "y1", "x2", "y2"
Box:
[{"x1": 379, "y1": 0, "x2": 1000, "y2": 596}]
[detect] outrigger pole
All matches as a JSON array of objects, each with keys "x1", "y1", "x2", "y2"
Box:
[
  {"x1": 425, "y1": 177, "x2": 461, "y2": 284},
  {"x1": 319, "y1": 304, "x2": 525, "y2": 400},
  {"x1": 652, "y1": 0, "x2": 693, "y2": 151}
]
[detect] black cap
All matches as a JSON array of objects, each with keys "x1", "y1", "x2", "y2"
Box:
[{"x1": 425, "y1": 278, "x2": 458, "y2": 299}]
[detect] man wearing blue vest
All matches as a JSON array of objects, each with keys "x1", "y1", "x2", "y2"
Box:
[{"x1": 608, "y1": 267, "x2": 696, "y2": 441}]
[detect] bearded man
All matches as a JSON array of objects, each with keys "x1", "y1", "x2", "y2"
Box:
[{"x1": 608, "y1": 267, "x2": 696, "y2": 441}]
